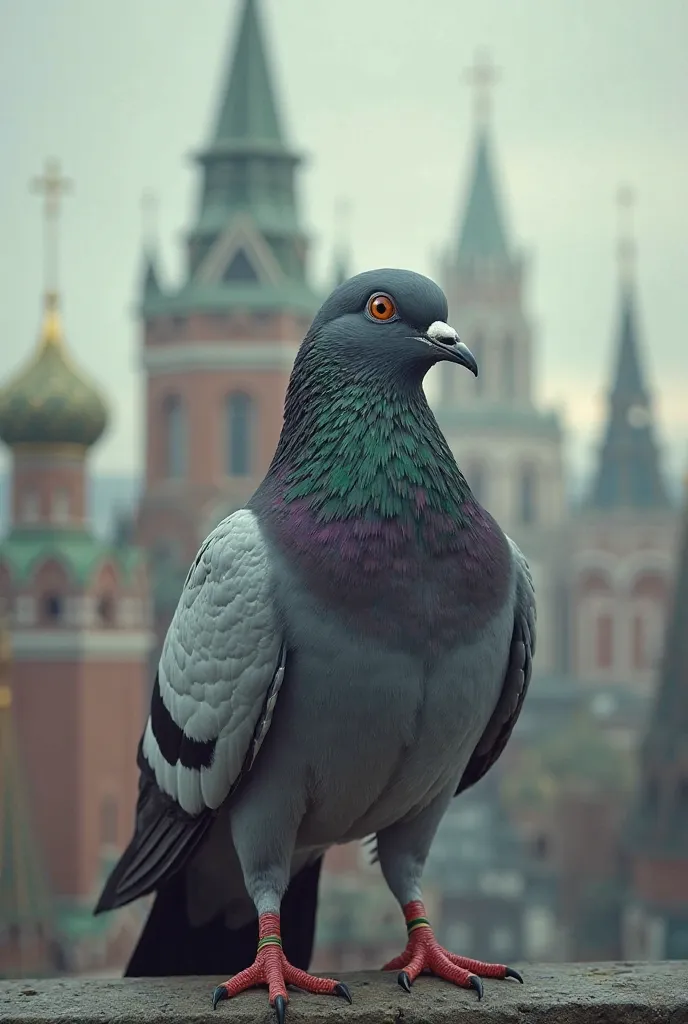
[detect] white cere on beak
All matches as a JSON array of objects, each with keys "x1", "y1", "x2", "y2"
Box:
[{"x1": 426, "y1": 321, "x2": 459, "y2": 345}]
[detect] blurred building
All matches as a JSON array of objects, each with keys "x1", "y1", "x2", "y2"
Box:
[
  {"x1": 0, "y1": 191, "x2": 153, "y2": 971},
  {"x1": 623, "y1": 476, "x2": 688, "y2": 959},
  {"x1": 569, "y1": 208, "x2": 677, "y2": 693},
  {"x1": 427, "y1": 51, "x2": 678, "y2": 963},
  {"x1": 136, "y1": 0, "x2": 319, "y2": 665},
  {"x1": 433, "y1": 61, "x2": 677, "y2": 695}
]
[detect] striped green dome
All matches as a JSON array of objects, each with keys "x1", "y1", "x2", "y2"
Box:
[{"x1": 0, "y1": 292, "x2": 108, "y2": 450}]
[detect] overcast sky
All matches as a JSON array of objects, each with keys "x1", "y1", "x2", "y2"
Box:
[{"x1": 1, "y1": 0, "x2": 686, "y2": 488}]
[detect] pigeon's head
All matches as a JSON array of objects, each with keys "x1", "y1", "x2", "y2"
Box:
[{"x1": 307, "y1": 268, "x2": 478, "y2": 383}]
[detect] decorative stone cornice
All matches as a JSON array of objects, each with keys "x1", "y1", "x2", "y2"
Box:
[{"x1": 142, "y1": 342, "x2": 300, "y2": 375}]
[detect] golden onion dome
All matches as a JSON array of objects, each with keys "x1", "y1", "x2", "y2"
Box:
[{"x1": 0, "y1": 292, "x2": 108, "y2": 450}]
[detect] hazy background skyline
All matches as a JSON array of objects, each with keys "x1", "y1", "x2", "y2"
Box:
[{"x1": 1, "y1": 0, "x2": 687, "y2": 490}]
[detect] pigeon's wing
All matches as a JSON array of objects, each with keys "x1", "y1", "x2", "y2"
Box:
[
  {"x1": 95, "y1": 508, "x2": 285, "y2": 912},
  {"x1": 456, "y1": 538, "x2": 536, "y2": 796}
]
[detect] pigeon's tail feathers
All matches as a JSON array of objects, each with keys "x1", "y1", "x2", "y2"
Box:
[
  {"x1": 94, "y1": 751, "x2": 214, "y2": 914},
  {"x1": 124, "y1": 854, "x2": 324, "y2": 978}
]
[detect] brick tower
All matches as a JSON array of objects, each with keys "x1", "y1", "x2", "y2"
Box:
[
  {"x1": 0, "y1": 619, "x2": 61, "y2": 978},
  {"x1": 571, "y1": 190, "x2": 677, "y2": 692},
  {"x1": 433, "y1": 54, "x2": 566, "y2": 675},
  {"x1": 137, "y1": 0, "x2": 319, "y2": 653},
  {"x1": 0, "y1": 161, "x2": 152, "y2": 972},
  {"x1": 623, "y1": 471, "x2": 688, "y2": 958}
]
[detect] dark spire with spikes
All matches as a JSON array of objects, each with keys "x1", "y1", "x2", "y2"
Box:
[
  {"x1": 455, "y1": 52, "x2": 511, "y2": 264},
  {"x1": 587, "y1": 189, "x2": 669, "y2": 510},
  {"x1": 628, "y1": 471, "x2": 688, "y2": 859}
]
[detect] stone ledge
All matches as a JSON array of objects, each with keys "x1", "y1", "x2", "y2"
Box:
[{"x1": 2, "y1": 963, "x2": 687, "y2": 1023}]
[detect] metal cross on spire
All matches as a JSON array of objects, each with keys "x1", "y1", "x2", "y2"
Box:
[
  {"x1": 30, "y1": 158, "x2": 72, "y2": 296},
  {"x1": 616, "y1": 183, "x2": 636, "y2": 282},
  {"x1": 464, "y1": 50, "x2": 501, "y2": 125}
]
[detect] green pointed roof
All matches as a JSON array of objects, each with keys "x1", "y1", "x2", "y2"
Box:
[
  {"x1": 212, "y1": 0, "x2": 284, "y2": 148},
  {"x1": 153, "y1": 0, "x2": 320, "y2": 319},
  {"x1": 457, "y1": 126, "x2": 510, "y2": 263},
  {"x1": 0, "y1": 628, "x2": 57, "y2": 976},
  {"x1": 0, "y1": 292, "x2": 108, "y2": 451}
]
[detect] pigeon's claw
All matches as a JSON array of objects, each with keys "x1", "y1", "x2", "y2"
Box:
[
  {"x1": 212, "y1": 985, "x2": 228, "y2": 1010},
  {"x1": 213, "y1": 912, "x2": 350, "y2": 1014},
  {"x1": 383, "y1": 901, "x2": 523, "y2": 999},
  {"x1": 274, "y1": 995, "x2": 287, "y2": 1024}
]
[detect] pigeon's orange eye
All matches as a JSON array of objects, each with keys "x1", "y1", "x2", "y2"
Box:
[{"x1": 366, "y1": 293, "x2": 397, "y2": 322}]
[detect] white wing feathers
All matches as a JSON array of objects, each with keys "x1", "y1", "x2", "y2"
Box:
[{"x1": 141, "y1": 508, "x2": 285, "y2": 816}]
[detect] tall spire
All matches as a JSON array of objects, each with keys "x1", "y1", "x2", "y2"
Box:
[
  {"x1": 587, "y1": 188, "x2": 669, "y2": 510},
  {"x1": 212, "y1": 0, "x2": 284, "y2": 148},
  {"x1": 649, "y1": 470, "x2": 688, "y2": 742},
  {"x1": 0, "y1": 620, "x2": 57, "y2": 977},
  {"x1": 186, "y1": 0, "x2": 312, "y2": 304},
  {"x1": 629, "y1": 470, "x2": 688, "y2": 858},
  {"x1": 455, "y1": 51, "x2": 510, "y2": 264}
]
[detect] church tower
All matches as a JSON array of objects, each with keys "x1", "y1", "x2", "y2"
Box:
[
  {"x1": 571, "y1": 190, "x2": 677, "y2": 691},
  {"x1": 434, "y1": 55, "x2": 566, "y2": 673},
  {"x1": 623, "y1": 471, "x2": 688, "y2": 958},
  {"x1": 137, "y1": 0, "x2": 319, "y2": 651},
  {"x1": 0, "y1": 161, "x2": 151, "y2": 972}
]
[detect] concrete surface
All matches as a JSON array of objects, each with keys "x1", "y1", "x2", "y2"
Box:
[{"x1": 1, "y1": 963, "x2": 687, "y2": 1023}]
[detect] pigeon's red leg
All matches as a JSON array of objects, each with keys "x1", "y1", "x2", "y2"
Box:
[
  {"x1": 212, "y1": 912, "x2": 351, "y2": 1020},
  {"x1": 382, "y1": 900, "x2": 523, "y2": 1000}
]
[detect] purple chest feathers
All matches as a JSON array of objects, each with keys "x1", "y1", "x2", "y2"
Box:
[{"x1": 267, "y1": 499, "x2": 513, "y2": 657}]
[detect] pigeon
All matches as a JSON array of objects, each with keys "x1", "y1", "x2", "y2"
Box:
[{"x1": 95, "y1": 269, "x2": 535, "y2": 1020}]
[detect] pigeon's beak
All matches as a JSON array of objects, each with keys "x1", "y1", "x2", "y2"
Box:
[{"x1": 424, "y1": 321, "x2": 479, "y2": 376}]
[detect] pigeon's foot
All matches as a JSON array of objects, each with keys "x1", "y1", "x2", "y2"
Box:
[
  {"x1": 212, "y1": 913, "x2": 351, "y2": 1020},
  {"x1": 383, "y1": 901, "x2": 523, "y2": 1000}
]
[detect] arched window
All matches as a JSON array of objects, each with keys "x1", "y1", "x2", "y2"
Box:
[
  {"x1": 163, "y1": 395, "x2": 187, "y2": 479},
  {"x1": 518, "y1": 465, "x2": 538, "y2": 525},
  {"x1": 43, "y1": 593, "x2": 64, "y2": 624},
  {"x1": 97, "y1": 594, "x2": 115, "y2": 627},
  {"x1": 225, "y1": 392, "x2": 254, "y2": 477},
  {"x1": 99, "y1": 796, "x2": 118, "y2": 846},
  {"x1": 501, "y1": 334, "x2": 516, "y2": 401}
]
